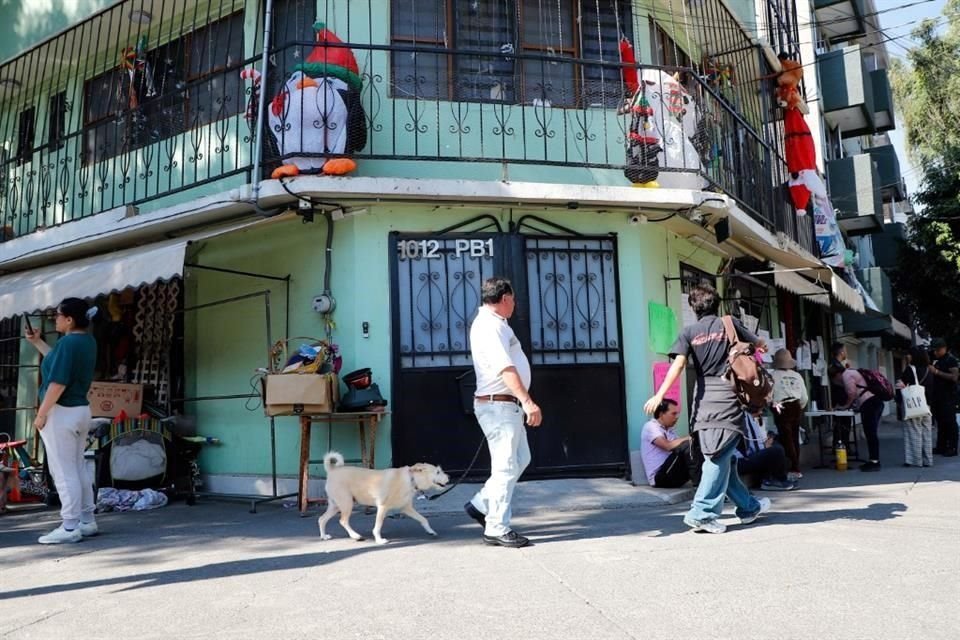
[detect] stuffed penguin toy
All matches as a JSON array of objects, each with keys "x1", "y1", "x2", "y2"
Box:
[{"x1": 269, "y1": 22, "x2": 367, "y2": 178}]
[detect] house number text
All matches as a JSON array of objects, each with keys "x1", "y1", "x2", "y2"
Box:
[{"x1": 397, "y1": 239, "x2": 494, "y2": 260}]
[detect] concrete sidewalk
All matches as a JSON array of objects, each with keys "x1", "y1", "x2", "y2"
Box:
[{"x1": 1, "y1": 419, "x2": 957, "y2": 640}]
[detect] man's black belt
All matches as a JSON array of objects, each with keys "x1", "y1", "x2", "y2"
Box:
[{"x1": 474, "y1": 394, "x2": 520, "y2": 405}]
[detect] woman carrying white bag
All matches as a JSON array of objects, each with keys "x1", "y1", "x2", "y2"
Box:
[{"x1": 897, "y1": 347, "x2": 935, "y2": 467}]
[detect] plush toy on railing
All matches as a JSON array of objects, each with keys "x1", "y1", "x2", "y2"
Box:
[
  {"x1": 775, "y1": 52, "x2": 806, "y2": 112},
  {"x1": 623, "y1": 82, "x2": 663, "y2": 188},
  {"x1": 267, "y1": 22, "x2": 368, "y2": 179}
]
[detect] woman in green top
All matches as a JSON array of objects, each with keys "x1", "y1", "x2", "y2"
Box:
[{"x1": 25, "y1": 297, "x2": 99, "y2": 545}]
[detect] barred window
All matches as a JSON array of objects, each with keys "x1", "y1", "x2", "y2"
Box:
[
  {"x1": 83, "y1": 12, "x2": 244, "y2": 163},
  {"x1": 391, "y1": 0, "x2": 633, "y2": 107}
]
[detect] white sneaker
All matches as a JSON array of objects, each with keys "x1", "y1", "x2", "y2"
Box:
[
  {"x1": 683, "y1": 516, "x2": 727, "y2": 534},
  {"x1": 739, "y1": 497, "x2": 772, "y2": 525},
  {"x1": 786, "y1": 472, "x2": 803, "y2": 482},
  {"x1": 79, "y1": 521, "x2": 99, "y2": 537},
  {"x1": 38, "y1": 525, "x2": 82, "y2": 545}
]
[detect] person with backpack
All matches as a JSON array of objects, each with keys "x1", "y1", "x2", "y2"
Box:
[
  {"x1": 644, "y1": 284, "x2": 771, "y2": 534},
  {"x1": 897, "y1": 347, "x2": 935, "y2": 467},
  {"x1": 829, "y1": 362, "x2": 890, "y2": 472}
]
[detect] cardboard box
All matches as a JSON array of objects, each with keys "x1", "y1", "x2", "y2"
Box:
[
  {"x1": 264, "y1": 373, "x2": 340, "y2": 416},
  {"x1": 87, "y1": 382, "x2": 144, "y2": 418}
]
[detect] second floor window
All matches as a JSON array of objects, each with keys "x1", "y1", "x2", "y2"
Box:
[
  {"x1": 649, "y1": 19, "x2": 691, "y2": 70},
  {"x1": 390, "y1": 0, "x2": 633, "y2": 107},
  {"x1": 16, "y1": 107, "x2": 35, "y2": 165},
  {"x1": 82, "y1": 12, "x2": 244, "y2": 163}
]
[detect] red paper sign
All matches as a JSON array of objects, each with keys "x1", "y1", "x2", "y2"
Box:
[{"x1": 653, "y1": 361, "x2": 681, "y2": 412}]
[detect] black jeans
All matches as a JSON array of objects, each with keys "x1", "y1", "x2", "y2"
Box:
[
  {"x1": 859, "y1": 396, "x2": 885, "y2": 462},
  {"x1": 736, "y1": 443, "x2": 788, "y2": 487},
  {"x1": 774, "y1": 401, "x2": 804, "y2": 473},
  {"x1": 932, "y1": 400, "x2": 959, "y2": 454},
  {"x1": 653, "y1": 441, "x2": 694, "y2": 488}
]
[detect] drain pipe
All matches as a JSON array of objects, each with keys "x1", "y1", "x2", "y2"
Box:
[{"x1": 250, "y1": 0, "x2": 274, "y2": 213}]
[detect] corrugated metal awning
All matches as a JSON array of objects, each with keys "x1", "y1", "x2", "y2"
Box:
[
  {"x1": 831, "y1": 272, "x2": 866, "y2": 314},
  {"x1": 0, "y1": 218, "x2": 272, "y2": 319},
  {"x1": 770, "y1": 264, "x2": 831, "y2": 307}
]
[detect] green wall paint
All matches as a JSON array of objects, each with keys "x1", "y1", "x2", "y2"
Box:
[
  {"x1": 0, "y1": 0, "x2": 112, "y2": 63},
  {"x1": 1, "y1": 0, "x2": 689, "y2": 237},
  {"x1": 181, "y1": 204, "x2": 736, "y2": 480}
]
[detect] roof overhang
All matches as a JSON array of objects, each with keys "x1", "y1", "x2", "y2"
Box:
[{"x1": 0, "y1": 217, "x2": 287, "y2": 320}]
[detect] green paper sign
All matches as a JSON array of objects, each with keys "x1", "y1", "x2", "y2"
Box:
[{"x1": 648, "y1": 301, "x2": 677, "y2": 355}]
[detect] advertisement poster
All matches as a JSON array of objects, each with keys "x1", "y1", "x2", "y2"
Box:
[{"x1": 812, "y1": 192, "x2": 845, "y2": 268}]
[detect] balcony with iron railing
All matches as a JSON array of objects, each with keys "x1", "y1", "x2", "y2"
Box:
[{"x1": 0, "y1": 0, "x2": 806, "y2": 252}]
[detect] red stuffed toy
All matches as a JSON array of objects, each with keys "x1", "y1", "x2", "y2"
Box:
[{"x1": 776, "y1": 53, "x2": 805, "y2": 111}]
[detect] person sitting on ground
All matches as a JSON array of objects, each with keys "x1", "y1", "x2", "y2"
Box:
[
  {"x1": 771, "y1": 348, "x2": 808, "y2": 482},
  {"x1": 735, "y1": 410, "x2": 795, "y2": 491},
  {"x1": 640, "y1": 399, "x2": 698, "y2": 488}
]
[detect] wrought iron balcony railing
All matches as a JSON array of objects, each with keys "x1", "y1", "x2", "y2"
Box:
[{"x1": 0, "y1": 0, "x2": 807, "y2": 253}]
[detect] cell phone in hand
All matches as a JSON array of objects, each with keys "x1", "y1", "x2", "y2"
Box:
[{"x1": 23, "y1": 314, "x2": 33, "y2": 332}]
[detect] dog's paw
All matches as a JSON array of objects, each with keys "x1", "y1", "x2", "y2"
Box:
[
  {"x1": 319, "y1": 534, "x2": 332, "y2": 541},
  {"x1": 375, "y1": 538, "x2": 390, "y2": 545},
  {"x1": 350, "y1": 535, "x2": 365, "y2": 542},
  {"x1": 426, "y1": 529, "x2": 438, "y2": 536}
]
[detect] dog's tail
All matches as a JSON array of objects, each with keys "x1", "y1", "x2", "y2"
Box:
[{"x1": 323, "y1": 451, "x2": 345, "y2": 474}]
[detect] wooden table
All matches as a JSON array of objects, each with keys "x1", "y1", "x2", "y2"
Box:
[{"x1": 296, "y1": 411, "x2": 389, "y2": 515}]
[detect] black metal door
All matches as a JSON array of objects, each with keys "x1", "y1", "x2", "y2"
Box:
[
  {"x1": 0, "y1": 317, "x2": 21, "y2": 439},
  {"x1": 389, "y1": 218, "x2": 627, "y2": 478}
]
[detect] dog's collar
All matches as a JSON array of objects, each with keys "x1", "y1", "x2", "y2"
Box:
[
  {"x1": 406, "y1": 466, "x2": 427, "y2": 499},
  {"x1": 406, "y1": 466, "x2": 418, "y2": 490}
]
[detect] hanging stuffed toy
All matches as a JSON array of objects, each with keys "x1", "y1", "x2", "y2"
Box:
[
  {"x1": 618, "y1": 36, "x2": 639, "y2": 95},
  {"x1": 240, "y1": 68, "x2": 261, "y2": 138},
  {"x1": 268, "y1": 22, "x2": 368, "y2": 179},
  {"x1": 775, "y1": 52, "x2": 806, "y2": 112},
  {"x1": 784, "y1": 107, "x2": 819, "y2": 215},
  {"x1": 624, "y1": 81, "x2": 662, "y2": 188}
]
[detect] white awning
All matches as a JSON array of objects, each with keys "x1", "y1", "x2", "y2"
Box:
[
  {"x1": 0, "y1": 217, "x2": 275, "y2": 319},
  {"x1": 771, "y1": 265, "x2": 831, "y2": 307},
  {"x1": 831, "y1": 273, "x2": 865, "y2": 314},
  {"x1": 890, "y1": 317, "x2": 913, "y2": 341}
]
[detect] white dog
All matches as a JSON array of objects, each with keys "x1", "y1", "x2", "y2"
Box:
[{"x1": 318, "y1": 451, "x2": 449, "y2": 544}]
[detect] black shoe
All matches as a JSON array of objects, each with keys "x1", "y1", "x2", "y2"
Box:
[
  {"x1": 860, "y1": 461, "x2": 882, "y2": 472},
  {"x1": 482, "y1": 530, "x2": 530, "y2": 548},
  {"x1": 464, "y1": 502, "x2": 486, "y2": 528}
]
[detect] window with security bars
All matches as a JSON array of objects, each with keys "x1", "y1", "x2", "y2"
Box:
[
  {"x1": 394, "y1": 236, "x2": 498, "y2": 369},
  {"x1": 730, "y1": 277, "x2": 773, "y2": 335},
  {"x1": 0, "y1": 317, "x2": 21, "y2": 439},
  {"x1": 526, "y1": 237, "x2": 621, "y2": 365},
  {"x1": 390, "y1": 0, "x2": 633, "y2": 107},
  {"x1": 648, "y1": 19, "x2": 692, "y2": 70},
  {"x1": 82, "y1": 12, "x2": 244, "y2": 163},
  {"x1": 679, "y1": 263, "x2": 716, "y2": 295}
]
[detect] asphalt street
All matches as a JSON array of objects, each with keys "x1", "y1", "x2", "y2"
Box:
[{"x1": 1, "y1": 424, "x2": 957, "y2": 639}]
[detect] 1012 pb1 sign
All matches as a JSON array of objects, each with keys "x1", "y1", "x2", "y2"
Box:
[{"x1": 397, "y1": 238, "x2": 494, "y2": 260}]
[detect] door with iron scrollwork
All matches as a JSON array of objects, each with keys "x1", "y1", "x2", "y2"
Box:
[{"x1": 389, "y1": 221, "x2": 627, "y2": 478}]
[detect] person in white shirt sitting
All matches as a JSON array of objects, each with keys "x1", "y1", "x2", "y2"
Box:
[{"x1": 640, "y1": 399, "x2": 697, "y2": 488}]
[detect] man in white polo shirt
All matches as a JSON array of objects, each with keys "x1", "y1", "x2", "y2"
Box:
[{"x1": 464, "y1": 276, "x2": 542, "y2": 548}]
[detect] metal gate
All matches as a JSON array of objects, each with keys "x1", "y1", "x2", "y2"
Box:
[
  {"x1": 389, "y1": 217, "x2": 627, "y2": 477},
  {"x1": 0, "y1": 317, "x2": 21, "y2": 438}
]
